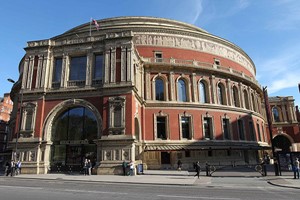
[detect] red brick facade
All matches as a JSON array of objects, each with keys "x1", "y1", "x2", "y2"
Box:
[{"x1": 8, "y1": 17, "x2": 271, "y2": 174}]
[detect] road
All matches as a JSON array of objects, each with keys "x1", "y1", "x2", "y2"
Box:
[{"x1": 0, "y1": 177, "x2": 299, "y2": 200}]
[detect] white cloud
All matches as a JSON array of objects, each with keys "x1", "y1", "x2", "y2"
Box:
[
  {"x1": 190, "y1": 0, "x2": 203, "y2": 24},
  {"x1": 266, "y1": 1, "x2": 300, "y2": 31},
  {"x1": 257, "y1": 46, "x2": 300, "y2": 94}
]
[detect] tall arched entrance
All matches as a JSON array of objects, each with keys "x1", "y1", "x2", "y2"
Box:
[
  {"x1": 50, "y1": 106, "x2": 98, "y2": 172},
  {"x1": 273, "y1": 135, "x2": 292, "y2": 152}
]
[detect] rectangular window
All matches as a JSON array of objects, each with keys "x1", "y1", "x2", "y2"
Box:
[
  {"x1": 94, "y1": 54, "x2": 103, "y2": 80},
  {"x1": 113, "y1": 106, "x2": 122, "y2": 127},
  {"x1": 257, "y1": 123, "x2": 262, "y2": 141},
  {"x1": 181, "y1": 117, "x2": 190, "y2": 139},
  {"x1": 25, "y1": 110, "x2": 33, "y2": 131},
  {"x1": 249, "y1": 121, "x2": 255, "y2": 141},
  {"x1": 52, "y1": 58, "x2": 62, "y2": 87},
  {"x1": 238, "y1": 119, "x2": 245, "y2": 140},
  {"x1": 185, "y1": 150, "x2": 191, "y2": 158},
  {"x1": 155, "y1": 52, "x2": 162, "y2": 62},
  {"x1": 204, "y1": 117, "x2": 212, "y2": 140},
  {"x1": 261, "y1": 124, "x2": 265, "y2": 142},
  {"x1": 223, "y1": 118, "x2": 230, "y2": 140},
  {"x1": 157, "y1": 116, "x2": 167, "y2": 140},
  {"x1": 69, "y1": 56, "x2": 87, "y2": 81}
]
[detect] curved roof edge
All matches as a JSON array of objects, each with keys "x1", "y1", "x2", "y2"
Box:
[{"x1": 62, "y1": 16, "x2": 209, "y2": 36}]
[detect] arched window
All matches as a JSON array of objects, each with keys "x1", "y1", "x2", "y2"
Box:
[
  {"x1": 244, "y1": 90, "x2": 250, "y2": 109},
  {"x1": 232, "y1": 86, "x2": 240, "y2": 107},
  {"x1": 272, "y1": 107, "x2": 280, "y2": 122},
  {"x1": 51, "y1": 106, "x2": 98, "y2": 169},
  {"x1": 155, "y1": 78, "x2": 165, "y2": 101},
  {"x1": 217, "y1": 83, "x2": 225, "y2": 105},
  {"x1": 52, "y1": 106, "x2": 98, "y2": 141},
  {"x1": 199, "y1": 81, "x2": 208, "y2": 103},
  {"x1": 178, "y1": 79, "x2": 187, "y2": 102}
]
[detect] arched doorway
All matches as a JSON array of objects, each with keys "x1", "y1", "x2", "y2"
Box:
[
  {"x1": 273, "y1": 135, "x2": 292, "y2": 152},
  {"x1": 50, "y1": 106, "x2": 98, "y2": 172}
]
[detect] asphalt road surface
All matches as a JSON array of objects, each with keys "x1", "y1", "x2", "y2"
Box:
[{"x1": 0, "y1": 177, "x2": 299, "y2": 200}]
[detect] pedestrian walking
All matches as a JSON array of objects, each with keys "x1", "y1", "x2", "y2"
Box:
[
  {"x1": 177, "y1": 160, "x2": 182, "y2": 171},
  {"x1": 294, "y1": 158, "x2": 299, "y2": 179},
  {"x1": 15, "y1": 160, "x2": 22, "y2": 175},
  {"x1": 87, "y1": 159, "x2": 92, "y2": 175},
  {"x1": 122, "y1": 160, "x2": 127, "y2": 176},
  {"x1": 83, "y1": 159, "x2": 88, "y2": 175},
  {"x1": 205, "y1": 162, "x2": 209, "y2": 176},
  {"x1": 194, "y1": 161, "x2": 201, "y2": 178},
  {"x1": 5, "y1": 161, "x2": 10, "y2": 176},
  {"x1": 129, "y1": 160, "x2": 134, "y2": 176},
  {"x1": 9, "y1": 160, "x2": 15, "y2": 176},
  {"x1": 260, "y1": 158, "x2": 267, "y2": 176}
]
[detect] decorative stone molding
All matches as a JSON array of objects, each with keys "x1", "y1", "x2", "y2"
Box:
[{"x1": 134, "y1": 34, "x2": 255, "y2": 76}]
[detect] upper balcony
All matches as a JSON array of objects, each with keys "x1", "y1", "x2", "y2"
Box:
[{"x1": 142, "y1": 57, "x2": 261, "y2": 90}]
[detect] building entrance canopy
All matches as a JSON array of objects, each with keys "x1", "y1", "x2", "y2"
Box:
[{"x1": 144, "y1": 142, "x2": 268, "y2": 151}]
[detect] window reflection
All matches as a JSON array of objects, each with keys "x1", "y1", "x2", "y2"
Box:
[
  {"x1": 178, "y1": 79, "x2": 187, "y2": 102},
  {"x1": 199, "y1": 81, "x2": 207, "y2": 103},
  {"x1": 69, "y1": 56, "x2": 87, "y2": 81},
  {"x1": 155, "y1": 78, "x2": 164, "y2": 101},
  {"x1": 53, "y1": 106, "x2": 97, "y2": 141}
]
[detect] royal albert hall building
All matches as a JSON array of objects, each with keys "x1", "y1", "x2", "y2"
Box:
[{"x1": 9, "y1": 17, "x2": 270, "y2": 174}]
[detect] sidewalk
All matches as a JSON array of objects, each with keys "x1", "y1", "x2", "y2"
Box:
[{"x1": 2, "y1": 169, "x2": 299, "y2": 189}]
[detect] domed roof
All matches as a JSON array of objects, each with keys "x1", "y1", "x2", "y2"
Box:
[{"x1": 61, "y1": 16, "x2": 209, "y2": 36}]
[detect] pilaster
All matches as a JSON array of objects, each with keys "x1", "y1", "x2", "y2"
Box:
[
  {"x1": 169, "y1": 72, "x2": 175, "y2": 101},
  {"x1": 191, "y1": 73, "x2": 197, "y2": 102},
  {"x1": 210, "y1": 75, "x2": 216, "y2": 104}
]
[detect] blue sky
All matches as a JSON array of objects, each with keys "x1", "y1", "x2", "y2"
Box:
[{"x1": 0, "y1": 0, "x2": 299, "y2": 106}]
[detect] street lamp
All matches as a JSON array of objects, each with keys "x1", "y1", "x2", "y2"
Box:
[
  {"x1": 263, "y1": 86, "x2": 279, "y2": 176},
  {"x1": 7, "y1": 78, "x2": 23, "y2": 161}
]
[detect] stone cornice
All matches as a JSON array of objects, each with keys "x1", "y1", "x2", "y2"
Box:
[{"x1": 144, "y1": 101, "x2": 264, "y2": 119}]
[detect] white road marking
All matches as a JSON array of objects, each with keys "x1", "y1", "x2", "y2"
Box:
[
  {"x1": 157, "y1": 195, "x2": 240, "y2": 200},
  {"x1": 63, "y1": 189, "x2": 128, "y2": 195}
]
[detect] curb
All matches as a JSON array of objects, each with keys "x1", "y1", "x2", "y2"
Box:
[
  {"x1": 267, "y1": 180, "x2": 300, "y2": 190},
  {"x1": 6, "y1": 176, "x2": 196, "y2": 187}
]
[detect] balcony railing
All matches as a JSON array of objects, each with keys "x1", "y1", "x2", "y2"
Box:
[
  {"x1": 68, "y1": 80, "x2": 86, "y2": 87},
  {"x1": 142, "y1": 57, "x2": 259, "y2": 86}
]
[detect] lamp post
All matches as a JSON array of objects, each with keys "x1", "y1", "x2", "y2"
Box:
[
  {"x1": 263, "y1": 86, "x2": 279, "y2": 176},
  {"x1": 7, "y1": 78, "x2": 23, "y2": 162}
]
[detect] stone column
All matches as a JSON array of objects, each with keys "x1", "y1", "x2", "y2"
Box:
[
  {"x1": 210, "y1": 75, "x2": 216, "y2": 104},
  {"x1": 191, "y1": 73, "x2": 197, "y2": 102},
  {"x1": 169, "y1": 72, "x2": 175, "y2": 101},
  {"x1": 145, "y1": 71, "x2": 151, "y2": 100},
  {"x1": 22, "y1": 57, "x2": 30, "y2": 89},
  {"x1": 239, "y1": 83, "x2": 244, "y2": 108},
  {"x1": 26, "y1": 56, "x2": 35, "y2": 89},
  {"x1": 36, "y1": 55, "x2": 44, "y2": 89},
  {"x1": 127, "y1": 47, "x2": 133, "y2": 82},
  {"x1": 104, "y1": 49, "x2": 110, "y2": 84},
  {"x1": 226, "y1": 79, "x2": 231, "y2": 106},
  {"x1": 61, "y1": 54, "x2": 69, "y2": 88},
  {"x1": 110, "y1": 47, "x2": 116, "y2": 83},
  {"x1": 86, "y1": 52, "x2": 93, "y2": 86},
  {"x1": 121, "y1": 46, "x2": 127, "y2": 82},
  {"x1": 41, "y1": 53, "x2": 50, "y2": 89}
]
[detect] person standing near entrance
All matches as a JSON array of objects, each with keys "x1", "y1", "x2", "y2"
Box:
[
  {"x1": 177, "y1": 160, "x2": 182, "y2": 171},
  {"x1": 294, "y1": 158, "x2": 300, "y2": 179},
  {"x1": 129, "y1": 160, "x2": 134, "y2": 176},
  {"x1": 83, "y1": 159, "x2": 88, "y2": 175},
  {"x1": 122, "y1": 160, "x2": 127, "y2": 176},
  {"x1": 194, "y1": 161, "x2": 201, "y2": 179},
  {"x1": 87, "y1": 159, "x2": 92, "y2": 175}
]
